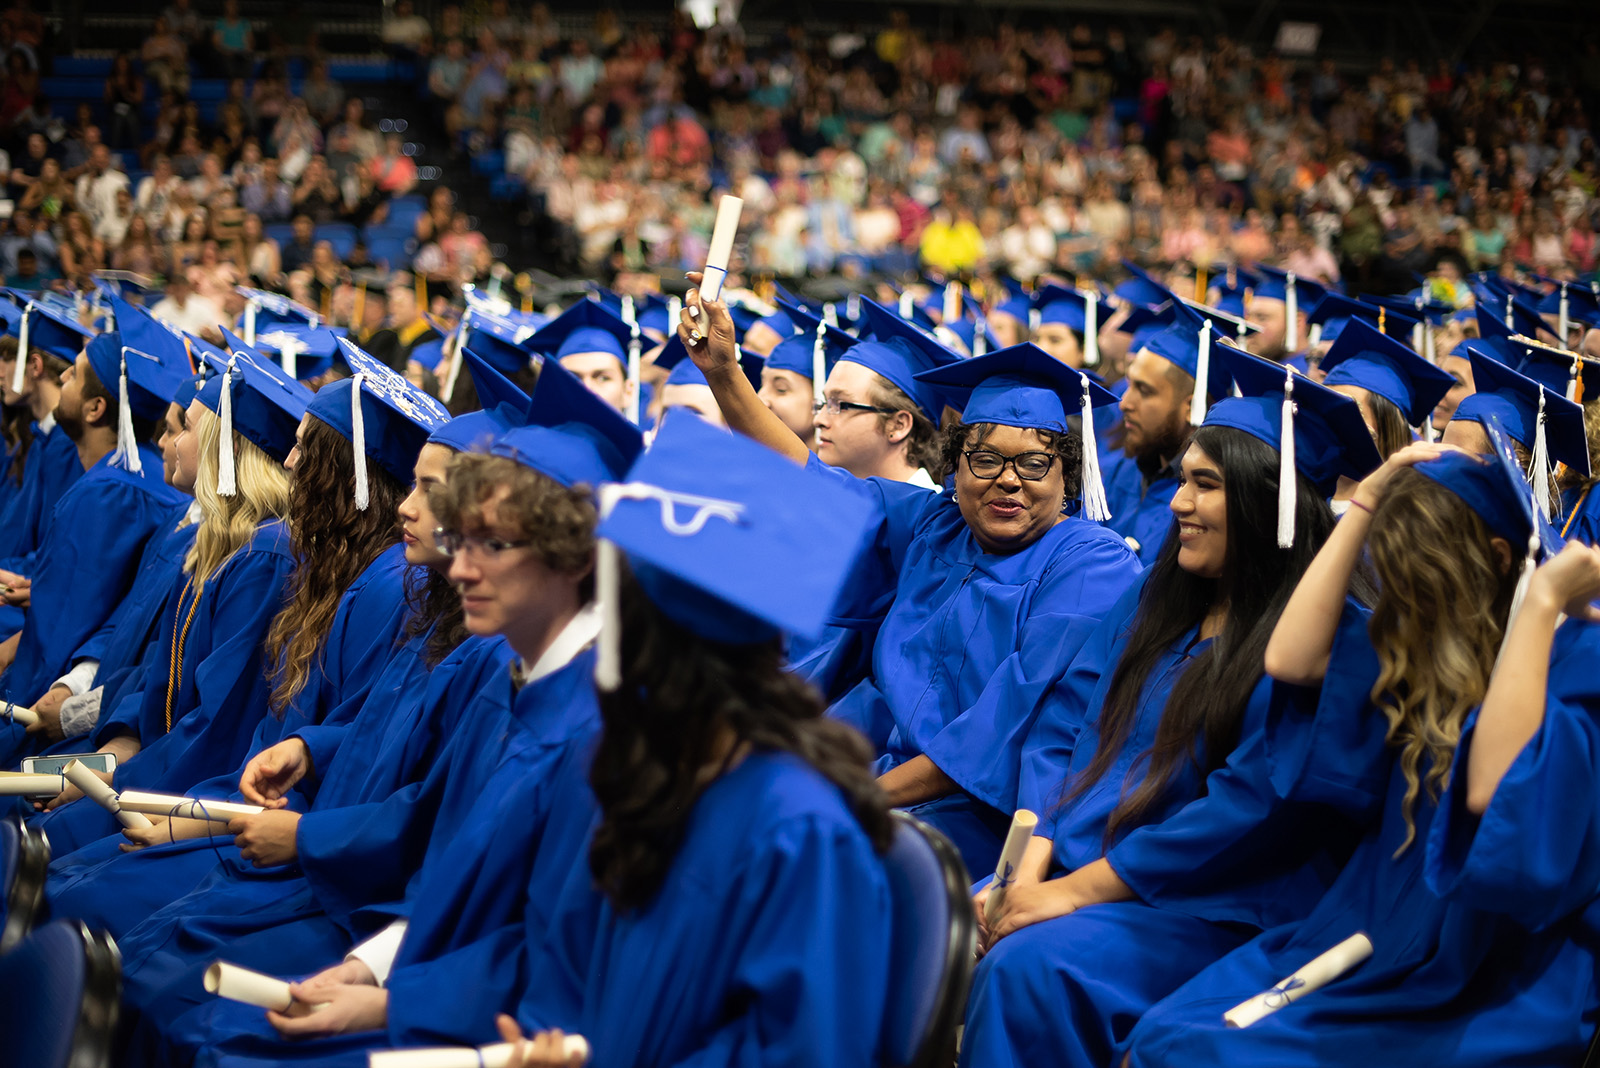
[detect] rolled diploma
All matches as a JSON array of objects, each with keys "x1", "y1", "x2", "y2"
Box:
[
  {"x1": 0, "y1": 772, "x2": 66, "y2": 795},
  {"x1": 983, "y1": 809, "x2": 1039, "y2": 927},
  {"x1": 63, "y1": 759, "x2": 151, "y2": 829},
  {"x1": 1223, "y1": 932, "x2": 1373, "y2": 1028},
  {"x1": 695, "y1": 195, "x2": 744, "y2": 322},
  {"x1": 4, "y1": 702, "x2": 38, "y2": 726},
  {"x1": 370, "y1": 1037, "x2": 591, "y2": 1068},
  {"x1": 117, "y1": 790, "x2": 263, "y2": 822},
  {"x1": 203, "y1": 960, "x2": 330, "y2": 1014}
]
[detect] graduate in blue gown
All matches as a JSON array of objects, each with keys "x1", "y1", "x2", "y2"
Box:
[
  {"x1": 681, "y1": 288, "x2": 1142, "y2": 877},
  {"x1": 522, "y1": 296, "x2": 637, "y2": 418},
  {"x1": 0, "y1": 314, "x2": 190, "y2": 718},
  {"x1": 176, "y1": 363, "x2": 643, "y2": 1068},
  {"x1": 1124, "y1": 422, "x2": 1600, "y2": 1068},
  {"x1": 960, "y1": 345, "x2": 1385, "y2": 1068},
  {"x1": 464, "y1": 410, "x2": 896, "y2": 1068},
  {"x1": 1245, "y1": 266, "x2": 1329, "y2": 372},
  {"x1": 760, "y1": 299, "x2": 853, "y2": 446},
  {"x1": 42, "y1": 341, "x2": 450, "y2": 928}
]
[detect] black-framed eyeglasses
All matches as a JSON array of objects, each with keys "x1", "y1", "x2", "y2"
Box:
[
  {"x1": 963, "y1": 449, "x2": 1057, "y2": 481},
  {"x1": 433, "y1": 527, "x2": 535, "y2": 560},
  {"x1": 813, "y1": 397, "x2": 898, "y2": 417}
]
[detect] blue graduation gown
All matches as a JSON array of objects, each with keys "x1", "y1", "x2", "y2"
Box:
[
  {"x1": 1, "y1": 443, "x2": 185, "y2": 706},
  {"x1": 1123, "y1": 610, "x2": 1600, "y2": 1067},
  {"x1": 0, "y1": 501, "x2": 195, "y2": 770},
  {"x1": 810, "y1": 452, "x2": 1141, "y2": 876},
  {"x1": 0, "y1": 420, "x2": 81, "y2": 562},
  {"x1": 43, "y1": 542, "x2": 412, "y2": 935},
  {"x1": 1560, "y1": 483, "x2": 1600, "y2": 546},
  {"x1": 182, "y1": 651, "x2": 604, "y2": 1068},
  {"x1": 1101, "y1": 451, "x2": 1178, "y2": 566},
  {"x1": 961, "y1": 582, "x2": 1355, "y2": 1068},
  {"x1": 515, "y1": 750, "x2": 894, "y2": 1068}
]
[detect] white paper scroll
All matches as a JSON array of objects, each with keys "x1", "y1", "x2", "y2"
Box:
[
  {"x1": 204, "y1": 961, "x2": 298, "y2": 1011},
  {"x1": 3, "y1": 702, "x2": 38, "y2": 727},
  {"x1": 370, "y1": 1036, "x2": 591, "y2": 1068},
  {"x1": 0, "y1": 772, "x2": 65, "y2": 795},
  {"x1": 117, "y1": 790, "x2": 264, "y2": 822},
  {"x1": 1223, "y1": 932, "x2": 1373, "y2": 1028},
  {"x1": 695, "y1": 195, "x2": 744, "y2": 326},
  {"x1": 983, "y1": 809, "x2": 1039, "y2": 927},
  {"x1": 63, "y1": 759, "x2": 151, "y2": 829}
]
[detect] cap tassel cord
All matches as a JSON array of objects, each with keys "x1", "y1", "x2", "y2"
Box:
[
  {"x1": 899, "y1": 290, "x2": 915, "y2": 319},
  {"x1": 1278, "y1": 368, "x2": 1297, "y2": 549},
  {"x1": 441, "y1": 310, "x2": 472, "y2": 404},
  {"x1": 1285, "y1": 273, "x2": 1298, "y2": 352},
  {"x1": 1530, "y1": 390, "x2": 1553, "y2": 519},
  {"x1": 1083, "y1": 292, "x2": 1099, "y2": 367},
  {"x1": 114, "y1": 351, "x2": 141, "y2": 473},
  {"x1": 627, "y1": 323, "x2": 643, "y2": 427},
  {"x1": 973, "y1": 316, "x2": 988, "y2": 358},
  {"x1": 812, "y1": 320, "x2": 828, "y2": 409},
  {"x1": 11, "y1": 305, "x2": 30, "y2": 395},
  {"x1": 216, "y1": 359, "x2": 237, "y2": 496},
  {"x1": 1080, "y1": 378, "x2": 1111, "y2": 522},
  {"x1": 243, "y1": 299, "x2": 257, "y2": 347},
  {"x1": 1189, "y1": 323, "x2": 1211, "y2": 427},
  {"x1": 1560, "y1": 283, "x2": 1570, "y2": 344},
  {"x1": 351, "y1": 372, "x2": 370, "y2": 511},
  {"x1": 594, "y1": 482, "x2": 624, "y2": 693},
  {"x1": 1505, "y1": 294, "x2": 1515, "y2": 329},
  {"x1": 1494, "y1": 529, "x2": 1543, "y2": 671}
]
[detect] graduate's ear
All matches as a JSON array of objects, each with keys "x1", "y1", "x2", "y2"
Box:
[
  {"x1": 884, "y1": 408, "x2": 913, "y2": 445},
  {"x1": 81, "y1": 392, "x2": 110, "y2": 428},
  {"x1": 1490, "y1": 536, "x2": 1513, "y2": 576}
]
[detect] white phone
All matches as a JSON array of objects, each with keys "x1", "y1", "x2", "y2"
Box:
[{"x1": 22, "y1": 752, "x2": 115, "y2": 776}]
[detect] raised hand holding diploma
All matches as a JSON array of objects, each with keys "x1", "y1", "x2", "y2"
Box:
[
  {"x1": 1223, "y1": 932, "x2": 1374, "y2": 1028},
  {"x1": 689, "y1": 194, "x2": 743, "y2": 335}
]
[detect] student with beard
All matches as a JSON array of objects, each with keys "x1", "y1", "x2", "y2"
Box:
[
  {"x1": 961, "y1": 346, "x2": 1383, "y2": 1068},
  {"x1": 43, "y1": 341, "x2": 449, "y2": 935}
]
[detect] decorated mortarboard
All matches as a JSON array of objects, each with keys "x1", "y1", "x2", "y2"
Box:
[
  {"x1": 1135, "y1": 301, "x2": 1237, "y2": 426},
  {"x1": 306, "y1": 337, "x2": 451, "y2": 508},
  {"x1": 592, "y1": 410, "x2": 878, "y2": 689},
  {"x1": 430, "y1": 349, "x2": 532, "y2": 454},
  {"x1": 1308, "y1": 293, "x2": 1419, "y2": 346},
  {"x1": 491, "y1": 357, "x2": 643, "y2": 491},
  {"x1": 1205, "y1": 343, "x2": 1384, "y2": 546},
  {"x1": 252, "y1": 324, "x2": 341, "y2": 382},
  {"x1": 237, "y1": 286, "x2": 320, "y2": 344},
  {"x1": 769, "y1": 299, "x2": 855, "y2": 405},
  {"x1": 851, "y1": 297, "x2": 962, "y2": 422},
  {"x1": 203, "y1": 330, "x2": 314, "y2": 476},
  {"x1": 1453, "y1": 346, "x2": 1589, "y2": 511},
  {"x1": 1319, "y1": 317, "x2": 1456, "y2": 429},
  {"x1": 653, "y1": 333, "x2": 764, "y2": 392},
  {"x1": 914, "y1": 343, "x2": 1118, "y2": 520}
]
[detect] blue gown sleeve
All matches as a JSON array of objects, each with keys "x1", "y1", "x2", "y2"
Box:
[
  {"x1": 1426, "y1": 621, "x2": 1600, "y2": 931},
  {"x1": 1015, "y1": 576, "x2": 1145, "y2": 821},
  {"x1": 921, "y1": 532, "x2": 1141, "y2": 812}
]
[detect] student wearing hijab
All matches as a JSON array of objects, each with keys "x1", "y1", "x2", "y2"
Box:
[
  {"x1": 961, "y1": 346, "x2": 1383, "y2": 1068},
  {"x1": 679, "y1": 279, "x2": 1141, "y2": 876},
  {"x1": 44, "y1": 342, "x2": 449, "y2": 931},
  {"x1": 493, "y1": 412, "x2": 895, "y2": 1068},
  {"x1": 1122, "y1": 424, "x2": 1600, "y2": 1068}
]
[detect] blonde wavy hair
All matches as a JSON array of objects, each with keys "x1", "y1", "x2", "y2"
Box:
[
  {"x1": 1366, "y1": 468, "x2": 1519, "y2": 855},
  {"x1": 185, "y1": 405, "x2": 292, "y2": 592}
]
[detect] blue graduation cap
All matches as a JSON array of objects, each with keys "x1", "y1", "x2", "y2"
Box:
[
  {"x1": 82, "y1": 331, "x2": 182, "y2": 473},
  {"x1": 491, "y1": 357, "x2": 644, "y2": 491},
  {"x1": 767, "y1": 299, "x2": 854, "y2": 401},
  {"x1": 1033, "y1": 283, "x2": 1114, "y2": 366},
  {"x1": 1134, "y1": 301, "x2": 1237, "y2": 426},
  {"x1": 1319, "y1": 317, "x2": 1456, "y2": 428},
  {"x1": 1206, "y1": 343, "x2": 1384, "y2": 545},
  {"x1": 238, "y1": 287, "x2": 320, "y2": 341},
  {"x1": 940, "y1": 316, "x2": 1002, "y2": 359},
  {"x1": 200, "y1": 333, "x2": 313, "y2": 470},
  {"x1": 10, "y1": 299, "x2": 93, "y2": 393},
  {"x1": 1113, "y1": 262, "x2": 1175, "y2": 310},
  {"x1": 592, "y1": 410, "x2": 878, "y2": 690},
  {"x1": 1252, "y1": 265, "x2": 1327, "y2": 352},
  {"x1": 1488, "y1": 335, "x2": 1600, "y2": 403},
  {"x1": 653, "y1": 333, "x2": 764, "y2": 392},
  {"x1": 1307, "y1": 293, "x2": 1418, "y2": 346},
  {"x1": 1176, "y1": 296, "x2": 1262, "y2": 343},
  {"x1": 1418, "y1": 416, "x2": 1563, "y2": 562},
  {"x1": 1206, "y1": 265, "x2": 1259, "y2": 319},
  {"x1": 914, "y1": 343, "x2": 1119, "y2": 520},
  {"x1": 1453, "y1": 346, "x2": 1589, "y2": 498},
  {"x1": 1471, "y1": 281, "x2": 1547, "y2": 340},
  {"x1": 852, "y1": 298, "x2": 962, "y2": 422},
  {"x1": 306, "y1": 337, "x2": 452, "y2": 507},
  {"x1": 172, "y1": 371, "x2": 205, "y2": 411},
  {"x1": 252, "y1": 324, "x2": 341, "y2": 382},
  {"x1": 523, "y1": 299, "x2": 633, "y2": 364},
  {"x1": 1374, "y1": 290, "x2": 1456, "y2": 327},
  {"x1": 633, "y1": 293, "x2": 673, "y2": 340},
  {"x1": 409, "y1": 337, "x2": 445, "y2": 372},
  {"x1": 430, "y1": 349, "x2": 532, "y2": 454},
  {"x1": 1533, "y1": 277, "x2": 1600, "y2": 329}
]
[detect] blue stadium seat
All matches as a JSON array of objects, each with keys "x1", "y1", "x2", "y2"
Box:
[
  {"x1": 490, "y1": 174, "x2": 524, "y2": 201},
  {"x1": 879, "y1": 811, "x2": 976, "y2": 1068},
  {"x1": 386, "y1": 195, "x2": 427, "y2": 234},
  {"x1": 0, "y1": 815, "x2": 50, "y2": 955},
  {"x1": 472, "y1": 150, "x2": 506, "y2": 176},
  {"x1": 39, "y1": 76, "x2": 103, "y2": 101},
  {"x1": 52, "y1": 56, "x2": 112, "y2": 78},
  {"x1": 315, "y1": 223, "x2": 357, "y2": 260},
  {"x1": 264, "y1": 223, "x2": 295, "y2": 248},
  {"x1": 367, "y1": 235, "x2": 414, "y2": 270},
  {"x1": 0, "y1": 920, "x2": 121, "y2": 1068},
  {"x1": 188, "y1": 79, "x2": 229, "y2": 101}
]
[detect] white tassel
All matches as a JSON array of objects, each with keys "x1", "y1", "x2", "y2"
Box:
[
  {"x1": 216, "y1": 360, "x2": 237, "y2": 496},
  {"x1": 243, "y1": 299, "x2": 257, "y2": 347},
  {"x1": 823, "y1": 302, "x2": 838, "y2": 328},
  {"x1": 846, "y1": 293, "x2": 861, "y2": 334},
  {"x1": 441, "y1": 310, "x2": 471, "y2": 405},
  {"x1": 626, "y1": 321, "x2": 642, "y2": 427},
  {"x1": 1083, "y1": 293, "x2": 1099, "y2": 367},
  {"x1": 667, "y1": 295, "x2": 682, "y2": 333},
  {"x1": 1309, "y1": 322, "x2": 1322, "y2": 350},
  {"x1": 279, "y1": 335, "x2": 300, "y2": 381},
  {"x1": 1423, "y1": 321, "x2": 1435, "y2": 364},
  {"x1": 1422, "y1": 417, "x2": 1436, "y2": 443},
  {"x1": 594, "y1": 484, "x2": 625, "y2": 692},
  {"x1": 899, "y1": 290, "x2": 914, "y2": 319},
  {"x1": 1568, "y1": 356, "x2": 1581, "y2": 403},
  {"x1": 812, "y1": 320, "x2": 828, "y2": 409},
  {"x1": 1189, "y1": 323, "x2": 1211, "y2": 427},
  {"x1": 1028, "y1": 306, "x2": 1041, "y2": 336},
  {"x1": 943, "y1": 282, "x2": 960, "y2": 323},
  {"x1": 1529, "y1": 390, "x2": 1552, "y2": 519},
  {"x1": 1278, "y1": 368, "x2": 1297, "y2": 549},
  {"x1": 351, "y1": 372, "x2": 370, "y2": 511},
  {"x1": 1285, "y1": 272, "x2": 1298, "y2": 351},
  {"x1": 1559, "y1": 283, "x2": 1570, "y2": 344},
  {"x1": 1079, "y1": 378, "x2": 1111, "y2": 522},
  {"x1": 1505, "y1": 294, "x2": 1514, "y2": 329},
  {"x1": 973, "y1": 317, "x2": 988, "y2": 358},
  {"x1": 114, "y1": 351, "x2": 141, "y2": 473},
  {"x1": 11, "y1": 304, "x2": 30, "y2": 395},
  {"x1": 1411, "y1": 321, "x2": 1423, "y2": 356}
]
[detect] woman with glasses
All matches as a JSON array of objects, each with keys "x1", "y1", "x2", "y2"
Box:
[
  {"x1": 679, "y1": 281, "x2": 1141, "y2": 878},
  {"x1": 960, "y1": 347, "x2": 1384, "y2": 1068}
]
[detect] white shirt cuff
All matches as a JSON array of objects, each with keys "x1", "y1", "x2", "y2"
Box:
[
  {"x1": 54, "y1": 659, "x2": 100, "y2": 697},
  {"x1": 345, "y1": 920, "x2": 409, "y2": 987}
]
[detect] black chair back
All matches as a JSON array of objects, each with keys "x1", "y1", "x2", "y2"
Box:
[
  {"x1": 1, "y1": 815, "x2": 50, "y2": 954},
  {"x1": 0, "y1": 918, "x2": 122, "y2": 1068}
]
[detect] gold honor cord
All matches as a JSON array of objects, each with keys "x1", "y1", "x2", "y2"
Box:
[{"x1": 164, "y1": 577, "x2": 203, "y2": 734}]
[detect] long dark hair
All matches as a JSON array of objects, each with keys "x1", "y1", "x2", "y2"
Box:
[
  {"x1": 1366, "y1": 390, "x2": 1414, "y2": 460},
  {"x1": 1061, "y1": 424, "x2": 1340, "y2": 844},
  {"x1": 400, "y1": 565, "x2": 467, "y2": 667},
  {"x1": 588, "y1": 568, "x2": 893, "y2": 911},
  {"x1": 264, "y1": 415, "x2": 407, "y2": 713}
]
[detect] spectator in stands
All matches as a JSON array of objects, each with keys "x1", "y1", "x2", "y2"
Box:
[
  {"x1": 558, "y1": 38, "x2": 603, "y2": 105},
  {"x1": 329, "y1": 98, "x2": 381, "y2": 163},
  {"x1": 291, "y1": 155, "x2": 341, "y2": 224},
  {"x1": 94, "y1": 186, "x2": 136, "y2": 247},
  {"x1": 135, "y1": 154, "x2": 182, "y2": 233},
  {"x1": 240, "y1": 155, "x2": 292, "y2": 225},
  {"x1": 141, "y1": 15, "x2": 190, "y2": 96},
  {"x1": 0, "y1": 49, "x2": 40, "y2": 138},
  {"x1": 428, "y1": 37, "x2": 470, "y2": 118},
  {"x1": 0, "y1": 209, "x2": 55, "y2": 278},
  {"x1": 57, "y1": 211, "x2": 105, "y2": 284},
  {"x1": 150, "y1": 270, "x2": 223, "y2": 335},
  {"x1": 8, "y1": 131, "x2": 46, "y2": 197},
  {"x1": 212, "y1": 0, "x2": 254, "y2": 80},
  {"x1": 236, "y1": 211, "x2": 281, "y2": 286},
  {"x1": 102, "y1": 52, "x2": 146, "y2": 150},
  {"x1": 19, "y1": 158, "x2": 70, "y2": 224},
  {"x1": 112, "y1": 213, "x2": 159, "y2": 275},
  {"x1": 369, "y1": 133, "x2": 417, "y2": 196},
  {"x1": 381, "y1": 0, "x2": 432, "y2": 62},
  {"x1": 279, "y1": 213, "x2": 316, "y2": 275},
  {"x1": 169, "y1": 209, "x2": 209, "y2": 271}
]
